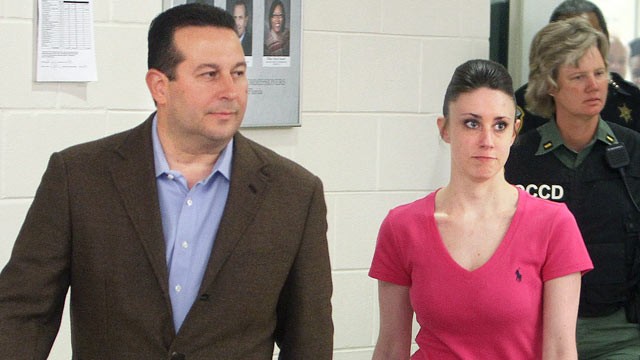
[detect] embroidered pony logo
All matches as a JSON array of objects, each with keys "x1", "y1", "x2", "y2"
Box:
[{"x1": 515, "y1": 268, "x2": 522, "y2": 282}]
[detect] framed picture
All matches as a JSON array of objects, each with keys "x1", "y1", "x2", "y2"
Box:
[{"x1": 162, "y1": 0, "x2": 301, "y2": 127}]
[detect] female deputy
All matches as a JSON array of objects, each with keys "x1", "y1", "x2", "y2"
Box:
[
  {"x1": 370, "y1": 59, "x2": 592, "y2": 359},
  {"x1": 515, "y1": 0, "x2": 640, "y2": 134},
  {"x1": 505, "y1": 18, "x2": 640, "y2": 359}
]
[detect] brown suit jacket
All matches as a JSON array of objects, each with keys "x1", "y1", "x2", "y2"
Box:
[{"x1": 0, "y1": 115, "x2": 333, "y2": 359}]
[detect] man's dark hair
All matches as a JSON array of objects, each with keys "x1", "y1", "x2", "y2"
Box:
[
  {"x1": 148, "y1": 3, "x2": 236, "y2": 80},
  {"x1": 549, "y1": 0, "x2": 609, "y2": 40}
]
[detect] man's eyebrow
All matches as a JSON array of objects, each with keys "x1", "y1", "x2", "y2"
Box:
[
  {"x1": 195, "y1": 63, "x2": 219, "y2": 72},
  {"x1": 194, "y1": 61, "x2": 246, "y2": 70}
]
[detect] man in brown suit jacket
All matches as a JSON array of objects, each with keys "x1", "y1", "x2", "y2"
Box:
[{"x1": 0, "y1": 4, "x2": 332, "y2": 359}]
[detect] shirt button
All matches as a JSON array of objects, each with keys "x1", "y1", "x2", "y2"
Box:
[
  {"x1": 186, "y1": 199, "x2": 193, "y2": 206},
  {"x1": 181, "y1": 241, "x2": 189, "y2": 249},
  {"x1": 175, "y1": 285, "x2": 182, "y2": 293},
  {"x1": 167, "y1": 174, "x2": 175, "y2": 180}
]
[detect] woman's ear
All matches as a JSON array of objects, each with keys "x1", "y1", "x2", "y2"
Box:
[
  {"x1": 511, "y1": 118, "x2": 522, "y2": 143},
  {"x1": 437, "y1": 116, "x2": 450, "y2": 143},
  {"x1": 146, "y1": 69, "x2": 169, "y2": 105},
  {"x1": 514, "y1": 118, "x2": 522, "y2": 135}
]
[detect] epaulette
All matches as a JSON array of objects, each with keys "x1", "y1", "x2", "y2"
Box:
[
  {"x1": 609, "y1": 78, "x2": 632, "y2": 97},
  {"x1": 609, "y1": 72, "x2": 639, "y2": 97}
]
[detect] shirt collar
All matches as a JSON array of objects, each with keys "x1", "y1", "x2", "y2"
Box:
[
  {"x1": 535, "y1": 117, "x2": 618, "y2": 155},
  {"x1": 152, "y1": 115, "x2": 233, "y2": 182}
]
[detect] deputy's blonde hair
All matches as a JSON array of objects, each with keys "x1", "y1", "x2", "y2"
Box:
[{"x1": 525, "y1": 17, "x2": 608, "y2": 118}]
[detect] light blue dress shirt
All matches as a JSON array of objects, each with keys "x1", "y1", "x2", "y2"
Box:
[{"x1": 152, "y1": 117, "x2": 232, "y2": 332}]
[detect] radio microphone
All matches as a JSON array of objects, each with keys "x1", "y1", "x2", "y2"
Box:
[
  {"x1": 606, "y1": 142, "x2": 639, "y2": 212},
  {"x1": 606, "y1": 143, "x2": 630, "y2": 169}
]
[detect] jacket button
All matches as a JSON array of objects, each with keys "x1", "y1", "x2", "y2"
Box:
[
  {"x1": 171, "y1": 352, "x2": 185, "y2": 360},
  {"x1": 199, "y1": 293, "x2": 210, "y2": 301}
]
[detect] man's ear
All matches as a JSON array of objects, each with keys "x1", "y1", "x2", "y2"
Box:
[
  {"x1": 146, "y1": 69, "x2": 169, "y2": 105},
  {"x1": 437, "y1": 116, "x2": 450, "y2": 143}
]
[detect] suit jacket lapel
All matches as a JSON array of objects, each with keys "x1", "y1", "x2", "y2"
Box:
[
  {"x1": 105, "y1": 123, "x2": 270, "y2": 314},
  {"x1": 108, "y1": 114, "x2": 170, "y2": 297},
  {"x1": 199, "y1": 133, "x2": 271, "y2": 290}
]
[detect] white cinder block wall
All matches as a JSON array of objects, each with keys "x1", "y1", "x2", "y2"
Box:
[{"x1": 0, "y1": 0, "x2": 489, "y2": 358}]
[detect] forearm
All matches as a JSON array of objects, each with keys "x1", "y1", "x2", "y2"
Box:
[
  {"x1": 542, "y1": 346, "x2": 578, "y2": 360},
  {"x1": 372, "y1": 340, "x2": 411, "y2": 360},
  {"x1": 373, "y1": 281, "x2": 413, "y2": 360},
  {"x1": 542, "y1": 273, "x2": 581, "y2": 360}
]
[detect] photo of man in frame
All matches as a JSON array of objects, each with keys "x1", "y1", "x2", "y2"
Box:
[{"x1": 227, "y1": 0, "x2": 253, "y2": 56}]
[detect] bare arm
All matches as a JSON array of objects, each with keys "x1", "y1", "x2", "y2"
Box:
[
  {"x1": 542, "y1": 272, "x2": 581, "y2": 360},
  {"x1": 372, "y1": 280, "x2": 413, "y2": 360}
]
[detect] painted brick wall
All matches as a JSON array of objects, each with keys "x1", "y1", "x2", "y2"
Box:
[{"x1": 0, "y1": 0, "x2": 489, "y2": 358}]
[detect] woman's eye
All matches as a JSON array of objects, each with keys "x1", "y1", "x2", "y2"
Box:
[
  {"x1": 495, "y1": 122, "x2": 507, "y2": 131},
  {"x1": 464, "y1": 120, "x2": 479, "y2": 129}
]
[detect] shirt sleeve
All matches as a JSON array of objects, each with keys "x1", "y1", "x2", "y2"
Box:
[
  {"x1": 369, "y1": 211, "x2": 412, "y2": 286},
  {"x1": 542, "y1": 203, "x2": 594, "y2": 282}
]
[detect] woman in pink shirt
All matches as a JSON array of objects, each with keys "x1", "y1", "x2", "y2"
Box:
[{"x1": 369, "y1": 59, "x2": 593, "y2": 359}]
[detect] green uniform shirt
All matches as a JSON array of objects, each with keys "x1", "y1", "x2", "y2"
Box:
[{"x1": 534, "y1": 118, "x2": 618, "y2": 169}]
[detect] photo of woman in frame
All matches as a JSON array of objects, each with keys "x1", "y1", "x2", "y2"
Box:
[{"x1": 263, "y1": 0, "x2": 290, "y2": 56}]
